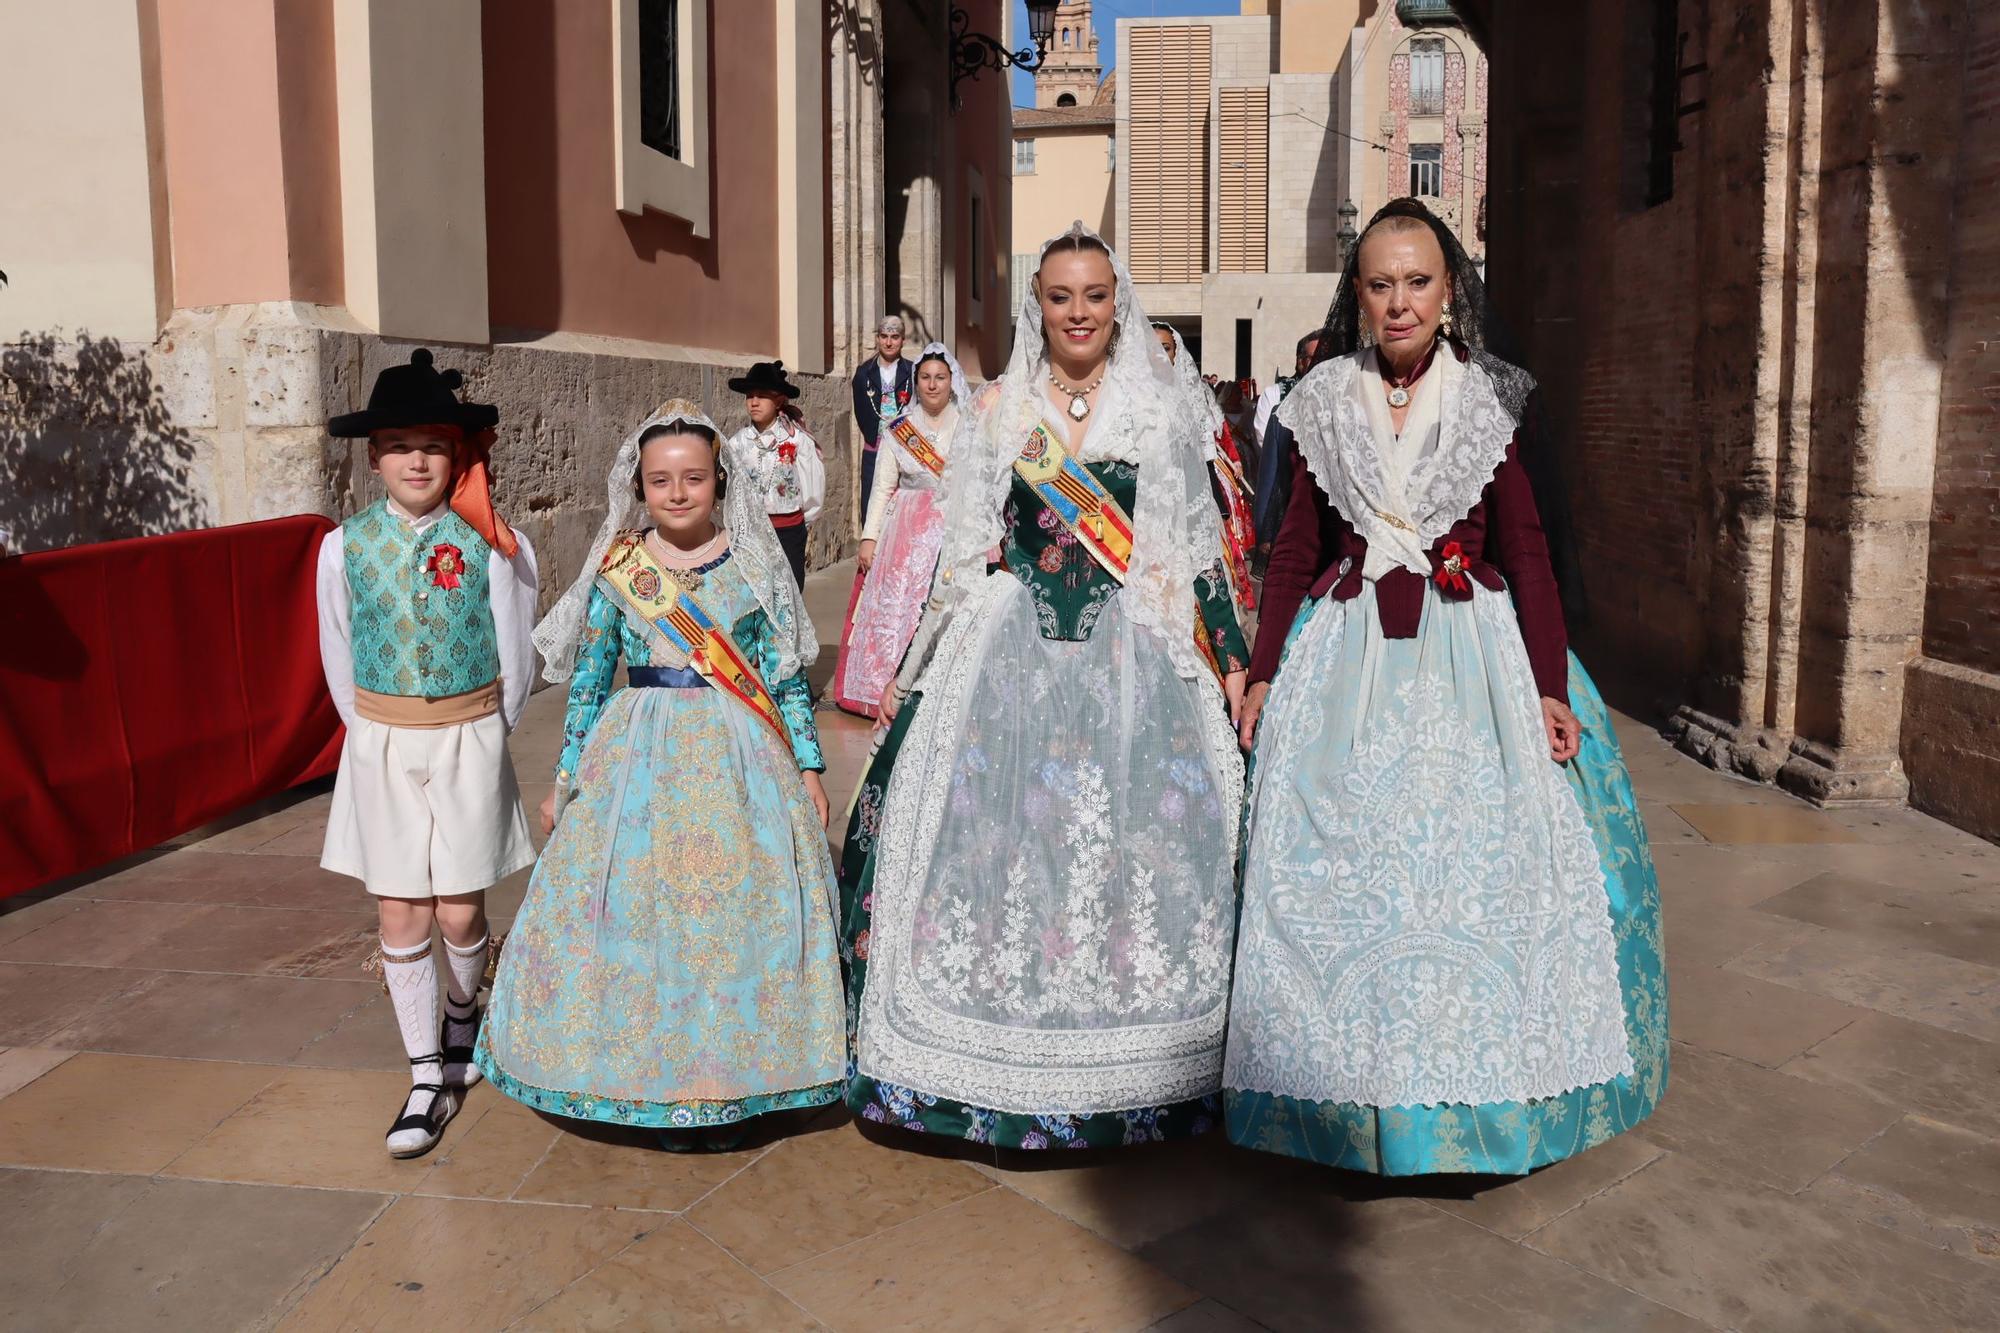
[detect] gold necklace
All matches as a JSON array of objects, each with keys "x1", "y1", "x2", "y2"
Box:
[{"x1": 1048, "y1": 365, "x2": 1108, "y2": 421}]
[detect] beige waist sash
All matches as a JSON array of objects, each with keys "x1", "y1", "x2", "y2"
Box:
[{"x1": 353, "y1": 680, "x2": 500, "y2": 728}]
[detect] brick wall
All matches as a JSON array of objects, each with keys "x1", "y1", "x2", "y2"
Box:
[{"x1": 1488, "y1": 0, "x2": 1706, "y2": 695}]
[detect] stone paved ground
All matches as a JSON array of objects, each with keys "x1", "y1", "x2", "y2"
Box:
[{"x1": 2, "y1": 561, "x2": 1998, "y2": 1330}]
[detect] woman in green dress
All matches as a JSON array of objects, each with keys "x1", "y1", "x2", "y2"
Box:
[{"x1": 838, "y1": 223, "x2": 1250, "y2": 1148}]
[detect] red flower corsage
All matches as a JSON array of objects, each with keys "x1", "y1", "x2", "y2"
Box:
[
  {"x1": 427, "y1": 542, "x2": 466, "y2": 591},
  {"x1": 1434, "y1": 540, "x2": 1471, "y2": 594},
  {"x1": 777, "y1": 441, "x2": 798, "y2": 465},
  {"x1": 896, "y1": 386, "x2": 911, "y2": 406}
]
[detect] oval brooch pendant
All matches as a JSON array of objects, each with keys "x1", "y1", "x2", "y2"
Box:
[
  {"x1": 1386, "y1": 386, "x2": 1411, "y2": 409},
  {"x1": 1067, "y1": 394, "x2": 1091, "y2": 421}
]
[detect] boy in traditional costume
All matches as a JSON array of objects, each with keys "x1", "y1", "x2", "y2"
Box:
[
  {"x1": 476, "y1": 401, "x2": 844, "y2": 1151},
  {"x1": 724, "y1": 362, "x2": 823, "y2": 588},
  {"x1": 318, "y1": 349, "x2": 539, "y2": 1158}
]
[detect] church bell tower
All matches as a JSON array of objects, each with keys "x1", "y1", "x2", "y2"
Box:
[{"x1": 1034, "y1": 1, "x2": 1103, "y2": 109}]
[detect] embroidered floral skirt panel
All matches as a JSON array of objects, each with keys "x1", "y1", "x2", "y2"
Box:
[
  {"x1": 476, "y1": 685, "x2": 846, "y2": 1128},
  {"x1": 842, "y1": 576, "x2": 1241, "y2": 1147},
  {"x1": 833, "y1": 489, "x2": 946, "y2": 717},
  {"x1": 1224, "y1": 591, "x2": 1657, "y2": 1174}
]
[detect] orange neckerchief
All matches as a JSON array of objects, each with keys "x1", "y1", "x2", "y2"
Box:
[{"x1": 450, "y1": 427, "x2": 519, "y2": 558}]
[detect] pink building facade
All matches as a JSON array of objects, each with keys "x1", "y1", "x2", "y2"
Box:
[{"x1": 0, "y1": 0, "x2": 1011, "y2": 588}]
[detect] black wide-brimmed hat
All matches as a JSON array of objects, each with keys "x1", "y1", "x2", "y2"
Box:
[
  {"x1": 328, "y1": 348, "x2": 500, "y2": 438},
  {"x1": 726, "y1": 360, "x2": 800, "y2": 398}
]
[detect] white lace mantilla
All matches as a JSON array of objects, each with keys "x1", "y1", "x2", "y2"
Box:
[
  {"x1": 1224, "y1": 588, "x2": 1633, "y2": 1109},
  {"x1": 856, "y1": 573, "x2": 1244, "y2": 1113},
  {"x1": 1275, "y1": 349, "x2": 1521, "y2": 562}
]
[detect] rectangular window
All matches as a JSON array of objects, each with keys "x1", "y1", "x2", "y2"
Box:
[
  {"x1": 1409, "y1": 38, "x2": 1445, "y2": 117},
  {"x1": 613, "y1": 0, "x2": 710, "y2": 235},
  {"x1": 1126, "y1": 25, "x2": 1213, "y2": 283},
  {"x1": 1014, "y1": 137, "x2": 1036, "y2": 174},
  {"x1": 1218, "y1": 87, "x2": 1269, "y2": 274},
  {"x1": 1108, "y1": 136, "x2": 1117, "y2": 172},
  {"x1": 1619, "y1": 0, "x2": 1689, "y2": 210},
  {"x1": 1234, "y1": 319, "x2": 1253, "y2": 383},
  {"x1": 1647, "y1": 0, "x2": 1681, "y2": 206},
  {"x1": 638, "y1": 0, "x2": 681, "y2": 159},
  {"x1": 1410, "y1": 144, "x2": 1443, "y2": 197},
  {"x1": 1012, "y1": 252, "x2": 1035, "y2": 315}
]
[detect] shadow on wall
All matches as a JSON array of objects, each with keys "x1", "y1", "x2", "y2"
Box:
[{"x1": 0, "y1": 332, "x2": 205, "y2": 555}]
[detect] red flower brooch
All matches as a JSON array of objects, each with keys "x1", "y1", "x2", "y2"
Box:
[
  {"x1": 1434, "y1": 541, "x2": 1471, "y2": 594},
  {"x1": 777, "y1": 441, "x2": 798, "y2": 465},
  {"x1": 427, "y1": 542, "x2": 466, "y2": 591}
]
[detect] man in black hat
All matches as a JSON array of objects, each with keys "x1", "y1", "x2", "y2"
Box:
[
  {"x1": 724, "y1": 361, "x2": 822, "y2": 588},
  {"x1": 317, "y1": 348, "x2": 539, "y2": 1160}
]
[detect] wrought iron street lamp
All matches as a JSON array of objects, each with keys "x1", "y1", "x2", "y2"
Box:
[{"x1": 950, "y1": 1, "x2": 1060, "y2": 111}]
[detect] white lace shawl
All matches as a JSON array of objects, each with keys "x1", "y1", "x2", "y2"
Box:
[
  {"x1": 915, "y1": 340, "x2": 973, "y2": 408},
  {"x1": 531, "y1": 401, "x2": 816, "y2": 683},
  {"x1": 1273, "y1": 347, "x2": 1521, "y2": 570},
  {"x1": 914, "y1": 222, "x2": 1227, "y2": 683},
  {"x1": 1165, "y1": 327, "x2": 1226, "y2": 461}
]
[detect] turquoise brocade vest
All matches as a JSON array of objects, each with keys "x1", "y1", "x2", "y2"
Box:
[{"x1": 343, "y1": 501, "x2": 499, "y2": 698}]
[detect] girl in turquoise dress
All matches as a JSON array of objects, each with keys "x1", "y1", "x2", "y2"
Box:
[{"x1": 476, "y1": 401, "x2": 845, "y2": 1151}]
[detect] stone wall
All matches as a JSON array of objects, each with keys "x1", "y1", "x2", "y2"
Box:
[
  {"x1": 1486, "y1": 0, "x2": 1996, "y2": 840},
  {"x1": 1908, "y1": 0, "x2": 2000, "y2": 840},
  {"x1": 3, "y1": 305, "x2": 859, "y2": 622}
]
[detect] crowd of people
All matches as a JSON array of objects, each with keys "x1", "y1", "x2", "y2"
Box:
[{"x1": 314, "y1": 199, "x2": 1666, "y2": 1177}]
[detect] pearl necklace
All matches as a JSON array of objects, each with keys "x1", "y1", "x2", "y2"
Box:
[
  {"x1": 647, "y1": 526, "x2": 726, "y2": 590},
  {"x1": 1049, "y1": 365, "x2": 1108, "y2": 421}
]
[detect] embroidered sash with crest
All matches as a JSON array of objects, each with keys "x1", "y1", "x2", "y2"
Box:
[
  {"x1": 1013, "y1": 424, "x2": 1222, "y2": 681},
  {"x1": 887, "y1": 415, "x2": 947, "y2": 478},
  {"x1": 597, "y1": 537, "x2": 791, "y2": 746}
]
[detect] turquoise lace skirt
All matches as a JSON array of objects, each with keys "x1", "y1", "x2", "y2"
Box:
[{"x1": 1225, "y1": 629, "x2": 1669, "y2": 1175}]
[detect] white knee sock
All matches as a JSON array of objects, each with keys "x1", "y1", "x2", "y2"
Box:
[
  {"x1": 381, "y1": 938, "x2": 442, "y2": 1109},
  {"x1": 441, "y1": 934, "x2": 488, "y2": 1015}
]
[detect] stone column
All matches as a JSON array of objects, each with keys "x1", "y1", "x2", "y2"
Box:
[
  {"x1": 1457, "y1": 114, "x2": 1484, "y2": 259},
  {"x1": 828, "y1": 0, "x2": 887, "y2": 377},
  {"x1": 1778, "y1": 0, "x2": 1963, "y2": 804},
  {"x1": 1671, "y1": 0, "x2": 1966, "y2": 806}
]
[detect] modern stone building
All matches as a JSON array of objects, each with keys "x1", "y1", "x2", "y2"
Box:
[
  {"x1": 1107, "y1": 1, "x2": 1485, "y2": 382},
  {"x1": 1468, "y1": 0, "x2": 2000, "y2": 841},
  {"x1": 0, "y1": 0, "x2": 1013, "y2": 592}
]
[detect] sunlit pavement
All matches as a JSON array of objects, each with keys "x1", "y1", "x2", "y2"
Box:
[{"x1": 1, "y1": 558, "x2": 1996, "y2": 1330}]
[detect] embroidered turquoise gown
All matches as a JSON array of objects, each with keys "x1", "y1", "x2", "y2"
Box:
[
  {"x1": 1224, "y1": 617, "x2": 1669, "y2": 1174},
  {"x1": 476, "y1": 546, "x2": 847, "y2": 1129}
]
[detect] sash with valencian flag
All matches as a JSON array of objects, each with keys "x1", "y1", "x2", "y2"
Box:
[
  {"x1": 1012, "y1": 424, "x2": 1224, "y2": 681},
  {"x1": 597, "y1": 536, "x2": 792, "y2": 747},
  {"x1": 887, "y1": 415, "x2": 947, "y2": 478}
]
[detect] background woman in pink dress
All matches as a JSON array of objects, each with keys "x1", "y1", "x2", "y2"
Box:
[{"x1": 831, "y1": 343, "x2": 967, "y2": 717}]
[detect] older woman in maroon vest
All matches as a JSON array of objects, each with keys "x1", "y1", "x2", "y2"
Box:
[{"x1": 1224, "y1": 200, "x2": 1665, "y2": 1176}]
